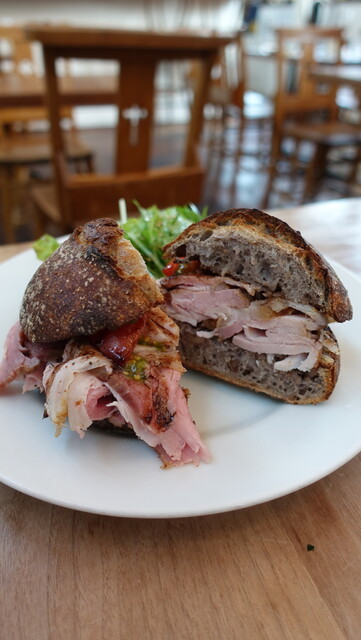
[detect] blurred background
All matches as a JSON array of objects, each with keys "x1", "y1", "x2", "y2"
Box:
[{"x1": 0, "y1": 0, "x2": 360, "y2": 243}]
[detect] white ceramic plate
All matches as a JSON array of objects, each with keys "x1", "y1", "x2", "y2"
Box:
[{"x1": 0, "y1": 248, "x2": 360, "y2": 518}]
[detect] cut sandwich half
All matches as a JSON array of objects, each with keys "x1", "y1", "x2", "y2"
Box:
[
  {"x1": 160, "y1": 208, "x2": 353, "y2": 404},
  {"x1": 0, "y1": 218, "x2": 209, "y2": 466}
]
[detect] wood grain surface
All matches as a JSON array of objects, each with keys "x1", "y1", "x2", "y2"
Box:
[{"x1": 1, "y1": 198, "x2": 361, "y2": 640}]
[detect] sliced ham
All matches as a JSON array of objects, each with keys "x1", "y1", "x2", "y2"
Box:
[
  {"x1": 144, "y1": 307, "x2": 180, "y2": 345},
  {"x1": 43, "y1": 344, "x2": 113, "y2": 436},
  {"x1": 107, "y1": 367, "x2": 209, "y2": 466},
  {"x1": 160, "y1": 273, "x2": 257, "y2": 296},
  {"x1": 162, "y1": 274, "x2": 328, "y2": 373},
  {"x1": 1, "y1": 305, "x2": 208, "y2": 466},
  {"x1": 232, "y1": 326, "x2": 321, "y2": 372},
  {"x1": 35, "y1": 311, "x2": 209, "y2": 465},
  {"x1": 163, "y1": 283, "x2": 250, "y2": 327},
  {"x1": 132, "y1": 307, "x2": 185, "y2": 373},
  {"x1": 0, "y1": 322, "x2": 63, "y2": 391},
  {"x1": 67, "y1": 373, "x2": 118, "y2": 437},
  {"x1": 23, "y1": 368, "x2": 45, "y2": 393}
]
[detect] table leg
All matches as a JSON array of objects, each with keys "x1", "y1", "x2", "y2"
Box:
[{"x1": 0, "y1": 166, "x2": 16, "y2": 243}]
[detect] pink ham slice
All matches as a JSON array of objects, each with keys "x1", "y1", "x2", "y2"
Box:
[
  {"x1": 67, "y1": 373, "x2": 119, "y2": 437},
  {"x1": 107, "y1": 368, "x2": 209, "y2": 466},
  {"x1": 41, "y1": 322, "x2": 209, "y2": 465},
  {"x1": 0, "y1": 310, "x2": 209, "y2": 466},
  {"x1": 232, "y1": 326, "x2": 321, "y2": 372},
  {"x1": 160, "y1": 274, "x2": 257, "y2": 295},
  {"x1": 43, "y1": 348, "x2": 114, "y2": 437},
  {"x1": 162, "y1": 276, "x2": 250, "y2": 327},
  {"x1": 162, "y1": 275, "x2": 327, "y2": 372},
  {"x1": 0, "y1": 322, "x2": 63, "y2": 391}
]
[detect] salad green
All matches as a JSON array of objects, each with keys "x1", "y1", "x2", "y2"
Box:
[
  {"x1": 32, "y1": 201, "x2": 207, "y2": 277},
  {"x1": 122, "y1": 201, "x2": 207, "y2": 278},
  {"x1": 33, "y1": 234, "x2": 60, "y2": 261}
]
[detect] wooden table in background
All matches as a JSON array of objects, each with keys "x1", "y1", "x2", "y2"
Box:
[
  {"x1": 1, "y1": 198, "x2": 361, "y2": 639},
  {"x1": 0, "y1": 73, "x2": 119, "y2": 108}
]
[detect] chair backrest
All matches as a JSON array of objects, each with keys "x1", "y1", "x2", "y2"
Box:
[
  {"x1": 25, "y1": 25, "x2": 236, "y2": 230},
  {"x1": 208, "y1": 32, "x2": 245, "y2": 110},
  {"x1": 0, "y1": 26, "x2": 34, "y2": 75},
  {"x1": 273, "y1": 27, "x2": 344, "y2": 129},
  {"x1": 0, "y1": 25, "x2": 73, "y2": 133}
]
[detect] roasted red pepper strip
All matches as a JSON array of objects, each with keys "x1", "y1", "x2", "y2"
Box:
[
  {"x1": 162, "y1": 259, "x2": 180, "y2": 276},
  {"x1": 90, "y1": 314, "x2": 147, "y2": 366},
  {"x1": 162, "y1": 258, "x2": 200, "y2": 276}
]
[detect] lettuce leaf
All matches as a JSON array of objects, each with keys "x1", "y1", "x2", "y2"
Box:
[
  {"x1": 123, "y1": 202, "x2": 207, "y2": 278},
  {"x1": 33, "y1": 234, "x2": 60, "y2": 261}
]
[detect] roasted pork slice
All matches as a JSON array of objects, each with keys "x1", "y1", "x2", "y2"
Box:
[
  {"x1": 161, "y1": 274, "x2": 326, "y2": 374},
  {"x1": 106, "y1": 367, "x2": 209, "y2": 465},
  {"x1": 0, "y1": 308, "x2": 209, "y2": 466},
  {"x1": 0, "y1": 321, "x2": 64, "y2": 391}
]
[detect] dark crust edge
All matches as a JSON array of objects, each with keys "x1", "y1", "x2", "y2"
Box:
[{"x1": 163, "y1": 208, "x2": 353, "y2": 323}]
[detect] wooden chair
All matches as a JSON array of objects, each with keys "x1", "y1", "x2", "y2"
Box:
[
  {"x1": 0, "y1": 26, "x2": 93, "y2": 243},
  {"x1": 25, "y1": 25, "x2": 235, "y2": 233},
  {"x1": 262, "y1": 27, "x2": 361, "y2": 207},
  {"x1": 204, "y1": 32, "x2": 274, "y2": 168}
]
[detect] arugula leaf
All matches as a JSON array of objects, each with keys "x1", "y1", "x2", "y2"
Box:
[
  {"x1": 32, "y1": 202, "x2": 207, "y2": 277},
  {"x1": 33, "y1": 234, "x2": 60, "y2": 261},
  {"x1": 122, "y1": 202, "x2": 207, "y2": 278}
]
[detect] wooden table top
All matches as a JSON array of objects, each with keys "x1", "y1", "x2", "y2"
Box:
[
  {"x1": 25, "y1": 25, "x2": 237, "y2": 52},
  {"x1": 0, "y1": 73, "x2": 119, "y2": 108},
  {"x1": 1, "y1": 198, "x2": 361, "y2": 639},
  {"x1": 311, "y1": 63, "x2": 361, "y2": 89}
]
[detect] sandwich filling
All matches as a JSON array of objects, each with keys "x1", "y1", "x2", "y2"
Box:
[
  {"x1": 160, "y1": 272, "x2": 334, "y2": 373},
  {"x1": 0, "y1": 308, "x2": 209, "y2": 467}
]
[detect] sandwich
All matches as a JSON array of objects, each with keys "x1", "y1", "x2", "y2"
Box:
[
  {"x1": 0, "y1": 218, "x2": 209, "y2": 466},
  {"x1": 160, "y1": 208, "x2": 353, "y2": 404}
]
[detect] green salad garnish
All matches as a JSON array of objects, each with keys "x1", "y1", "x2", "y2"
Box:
[
  {"x1": 32, "y1": 201, "x2": 207, "y2": 276},
  {"x1": 122, "y1": 201, "x2": 207, "y2": 278},
  {"x1": 33, "y1": 234, "x2": 60, "y2": 261}
]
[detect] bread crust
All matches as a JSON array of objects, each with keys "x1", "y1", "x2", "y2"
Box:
[
  {"x1": 163, "y1": 208, "x2": 352, "y2": 323},
  {"x1": 20, "y1": 218, "x2": 163, "y2": 342}
]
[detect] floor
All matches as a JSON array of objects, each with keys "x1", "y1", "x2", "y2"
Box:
[{"x1": 0, "y1": 116, "x2": 350, "y2": 245}]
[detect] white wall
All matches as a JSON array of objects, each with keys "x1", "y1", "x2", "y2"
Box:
[{"x1": 0, "y1": 0, "x2": 244, "y2": 31}]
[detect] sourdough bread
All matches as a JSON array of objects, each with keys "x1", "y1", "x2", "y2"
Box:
[{"x1": 20, "y1": 218, "x2": 163, "y2": 342}]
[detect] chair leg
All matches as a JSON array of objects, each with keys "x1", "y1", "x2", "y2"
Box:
[
  {"x1": 232, "y1": 111, "x2": 245, "y2": 179},
  {"x1": 346, "y1": 144, "x2": 361, "y2": 192},
  {"x1": 0, "y1": 166, "x2": 16, "y2": 243},
  {"x1": 261, "y1": 128, "x2": 282, "y2": 209},
  {"x1": 30, "y1": 193, "x2": 47, "y2": 239},
  {"x1": 289, "y1": 138, "x2": 301, "y2": 197},
  {"x1": 301, "y1": 143, "x2": 328, "y2": 203},
  {"x1": 85, "y1": 154, "x2": 95, "y2": 173},
  {"x1": 205, "y1": 111, "x2": 221, "y2": 168}
]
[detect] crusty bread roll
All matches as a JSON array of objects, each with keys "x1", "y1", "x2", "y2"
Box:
[
  {"x1": 161, "y1": 208, "x2": 353, "y2": 404},
  {"x1": 20, "y1": 218, "x2": 163, "y2": 342}
]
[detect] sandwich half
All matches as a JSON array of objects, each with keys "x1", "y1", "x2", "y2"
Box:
[
  {"x1": 160, "y1": 208, "x2": 353, "y2": 404},
  {"x1": 0, "y1": 218, "x2": 209, "y2": 466}
]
